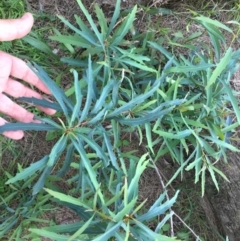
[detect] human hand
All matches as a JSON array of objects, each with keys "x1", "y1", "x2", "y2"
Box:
[{"x1": 0, "y1": 13, "x2": 55, "y2": 140}]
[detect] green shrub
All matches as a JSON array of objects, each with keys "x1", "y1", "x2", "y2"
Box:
[{"x1": 0, "y1": 0, "x2": 240, "y2": 240}]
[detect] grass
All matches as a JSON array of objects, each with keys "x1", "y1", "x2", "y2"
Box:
[{"x1": 0, "y1": 0, "x2": 240, "y2": 240}]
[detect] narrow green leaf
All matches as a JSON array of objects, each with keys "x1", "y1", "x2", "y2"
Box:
[
  {"x1": 166, "y1": 149, "x2": 196, "y2": 186},
  {"x1": 145, "y1": 123, "x2": 154, "y2": 153},
  {"x1": 0, "y1": 122, "x2": 58, "y2": 133},
  {"x1": 211, "y1": 165, "x2": 230, "y2": 182},
  {"x1": 44, "y1": 188, "x2": 90, "y2": 209},
  {"x1": 111, "y1": 5, "x2": 137, "y2": 45},
  {"x1": 42, "y1": 221, "x2": 103, "y2": 234},
  {"x1": 194, "y1": 16, "x2": 232, "y2": 32},
  {"x1": 18, "y1": 97, "x2": 64, "y2": 112},
  {"x1": 33, "y1": 166, "x2": 52, "y2": 195},
  {"x1": 138, "y1": 191, "x2": 179, "y2": 222},
  {"x1": 115, "y1": 47, "x2": 150, "y2": 63},
  {"x1": 57, "y1": 144, "x2": 75, "y2": 177},
  {"x1": 76, "y1": 0, "x2": 103, "y2": 46},
  {"x1": 6, "y1": 155, "x2": 48, "y2": 184},
  {"x1": 57, "y1": 15, "x2": 99, "y2": 46},
  {"x1": 165, "y1": 63, "x2": 214, "y2": 73},
  {"x1": 185, "y1": 157, "x2": 202, "y2": 171},
  {"x1": 48, "y1": 134, "x2": 68, "y2": 167},
  {"x1": 80, "y1": 134, "x2": 109, "y2": 167},
  {"x1": 70, "y1": 69, "x2": 82, "y2": 125},
  {"x1": 119, "y1": 106, "x2": 177, "y2": 126},
  {"x1": 31, "y1": 63, "x2": 73, "y2": 120},
  {"x1": 114, "y1": 197, "x2": 137, "y2": 222},
  {"x1": 207, "y1": 48, "x2": 232, "y2": 88},
  {"x1": 49, "y1": 34, "x2": 91, "y2": 48},
  {"x1": 108, "y1": 0, "x2": 121, "y2": 34},
  {"x1": 128, "y1": 154, "x2": 148, "y2": 201},
  {"x1": 204, "y1": 136, "x2": 239, "y2": 152},
  {"x1": 68, "y1": 216, "x2": 94, "y2": 241},
  {"x1": 134, "y1": 221, "x2": 180, "y2": 241},
  {"x1": 208, "y1": 163, "x2": 219, "y2": 191},
  {"x1": 95, "y1": 4, "x2": 108, "y2": 38},
  {"x1": 29, "y1": 228, "x2": 71, "y2": 241},
  {"x1": 154, "y1": 129, "x2": 192, "y2": 139},
  {"x1": 119, "y1": 58, "x2": 157, "y2": 73},
  {"x1": 79, "y1": 56, "x2": 94, "y2": 123},
  {"x1": 148, "y1": 42, "x2": 179, "y2": 65},
  {"x1": 221, "y1": 79, "x2": 240, "y2": 124},
  {"x1": 93, "y1": 222, "x2": 122, "y2": 241},
  {"x1": 107, "y1": 75, "x2": 166, "y2": 118},
  {"x1": 91, "y1": 80, "x2": 114, "y2": 114},
  {"x1": 201, "y1": 167, "x2": 206, "y2": 196},
  {"x1": 103, "y1": 132, "x2": 119, "y2": 169},
  {"x1": 208, "y1": 31, "x2": 221, "y2": 60},
  {"x1": 71, "y1": 137, "x2": 105, "y2": 203},
  {"x1": 23, "y1": 35, "x2": 56, "y2": 58}
]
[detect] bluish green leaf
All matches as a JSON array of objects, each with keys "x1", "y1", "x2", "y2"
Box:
[
  {"x1": 23, "y1": 35, "x2": 56, "y2": 58},
  {"x1": 31, "y1": 63, "x2": 74, "y2": 120},
  {"x1": 204, "y1": 136, "x2": 239, "y2": 152},
  {"x1": 57, "y1": 144, "x2": 75, "y2": 177},
  {"x1": 44, "y1": 188, "x2": 90, "y2": 209},
  {"x1": 79, "y1": 56, "x2": 94, "y2": 123},
  {"x1": 80, "y1": 134, "x2": 109, "y2": 167},
  {"x1": 29, "y1": 228, "x2": 72, "y2": 241},
  {"x1": 6, "y1": 155, "x2": 48, "y2": 184},
  {"x1": 165, "y1": 63, "x2": 214, "y2": 73},
  {"x1": 103, "y1": 132, "x2": 119, "y2": 169},
  {"x1": 68, "y1": 216, "x2": 94, "y2": 241},
  {"x1": 111, "y1": 5, "x2": 137, "y2": 45},
  {"x1": 49, "y1": 34, "x2": 91, "y2": 48},
  {"x1": 119, "y1": 108, "x2": 173, "y2": 126},
  {"x1": 71, "y1": 137, "x2": 105, "y2": 203},
  {"x1": 207, "y1": 48, "x2": 232, "y2": 88},
  {"x1": 48, "y1": 134, "x2": 68, "y2": 166},
  {"x1": 154, "y1": 129, "x2": 192, "y2": 139},
  {"x1": 93, "y1": 222, "x2": 122, "y2": 241},
  {"x1": 194, "y1": 16, "x2": 232, "y2": 32},
  {"x1": 70, "y1": 69, "x2": 82, "y2": 124},
  {"x1": 138, "y1": 191, "x2": 179, "y2": 222},
  {"x1": 221, "y1": 79, "x2": 240, "y2": 124},
  {"x1": 76, "y1": 0, "x2": 103, "y2": 46},
  {"x1": 108, "y1": 0, "x2": 121, "y2": 34},
  {"x1": 57, "y1": 15, "x2": 99, "y2": 46},
  {"x1": 95, "y1": 4, "x2": 108, "y2": 38},
  {"x1": 0, "y1": 122, "x2": 58, "y2": 133},
  {"x1": 33, "y1": 166, "x2": 53, "y2": 195},
  {"x1": 107, "y1": 75, "x2": 166, "y2": 118},
  {"x1": 91, "y1": 80, "x2": 114, "y2": 114},
  {"x1": 18, "y1": 97, "x2": 63, "y2": 112}
]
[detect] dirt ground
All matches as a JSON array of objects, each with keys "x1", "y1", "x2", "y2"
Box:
[{"x1": 2, "y1": 0, "x2": 240, "y2": 240}]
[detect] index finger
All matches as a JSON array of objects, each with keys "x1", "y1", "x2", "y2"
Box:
[
  {"x1": 0, "y1": 13, "x2": 34, "y2": 41},
  {"x1": 0, "y1": 51, "x2": 51, "y2": 94}
]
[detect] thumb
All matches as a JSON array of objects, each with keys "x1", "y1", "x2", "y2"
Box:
[{"x1": 0, "y1": 13, "x2": 34, "y2": 41}]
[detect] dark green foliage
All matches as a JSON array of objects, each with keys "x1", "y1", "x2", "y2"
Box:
[{"x1": 0, "y1": 0, "x2": 240, "y2": 240}]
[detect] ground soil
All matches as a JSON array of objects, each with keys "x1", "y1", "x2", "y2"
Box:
[{"x1": 2, "y1": 0, "x2": 240, "y2": 240}]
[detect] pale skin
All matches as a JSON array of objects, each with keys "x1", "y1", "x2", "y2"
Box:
[{"x1": 0, "y1": 13, "x2": 55, "y2": 140}]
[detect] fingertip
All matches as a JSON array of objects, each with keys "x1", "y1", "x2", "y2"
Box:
[
  {"x1": 0, "y1": 12, "x2": 34, "y2": 41},
  {"x1": 3, "y1": 130, "x2": 24, "y2": 140},
  {"x1": 21, "y1": 13, "x2": 34, "y2": 24},
  {"x1": 21, "y1": 12, "x2": 34, "y2": 30}
]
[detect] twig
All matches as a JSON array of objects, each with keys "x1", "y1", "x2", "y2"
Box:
[
  {"x1": 134, "y1": 131, "x2": 175, "y2": 237},
  {"x1": 173, "y1": 211, "x2": 202, "y2": 241},
  {"x1": 134, "y1": 131, "x2": 202, "y2": 240}
]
